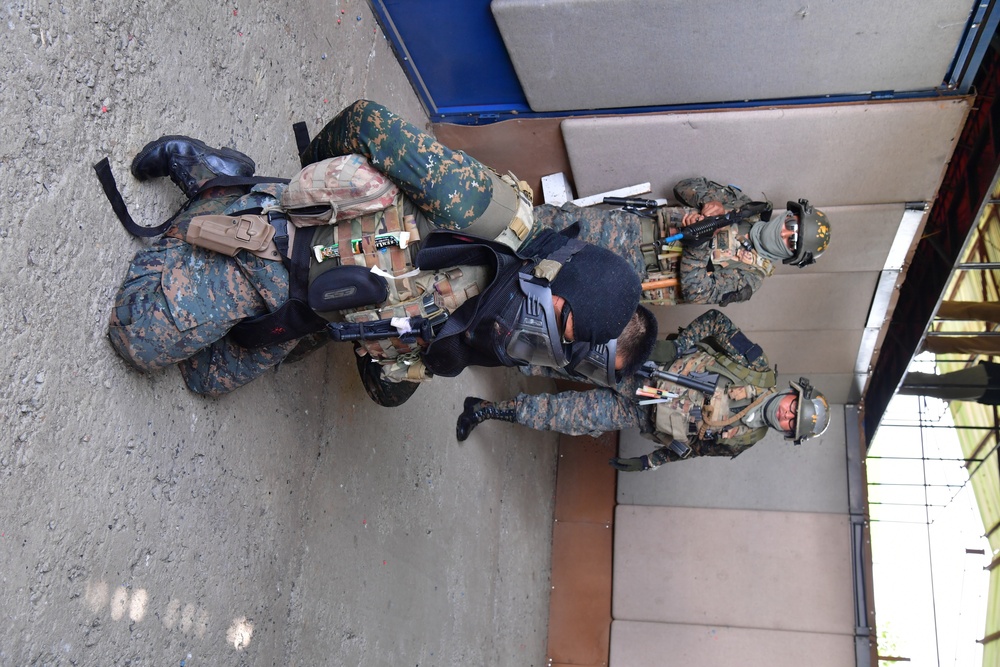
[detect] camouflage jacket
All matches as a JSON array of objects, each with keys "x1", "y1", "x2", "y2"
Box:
[
  {"x1": 532, "y1": 177, "x2": 771, "y2": 306},
  {"x1": 672, "y1": 177, "x2": 771, "y2": 306},
  {"x1": 643, "y1": 308, "x2": 775, "y2": 463}
]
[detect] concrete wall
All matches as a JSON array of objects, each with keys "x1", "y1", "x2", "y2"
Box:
[
  {"x1": 491, "y1": 0, "x2": 971, "y2": 111},
  {"x1": 610, "y1": 505, "x2": 857, "y2": 665}
]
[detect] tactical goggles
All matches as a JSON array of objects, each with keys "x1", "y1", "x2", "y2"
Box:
[
  {"x1": 566, "y1": 340, "x2": 618, "y2": 387},
  {"x1": 506, "y1": 274, "x2": 569, "y2": 370},
  {"x1": 783, "y1": 214, "x2": 799, "y2": 252}
]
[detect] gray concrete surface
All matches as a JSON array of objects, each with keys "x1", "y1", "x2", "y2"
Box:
[{"x1": 0, "y1": 2, "x2": 557, "y2": 665}]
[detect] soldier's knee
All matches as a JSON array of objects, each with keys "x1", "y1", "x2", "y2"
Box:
[{"x1": 347, "y1": 99, "x2": 386, "y2": 121}]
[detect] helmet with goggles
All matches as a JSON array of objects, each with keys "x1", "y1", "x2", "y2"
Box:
[
  {"x1": 787, "y1": 377, "x2": 831, "y2": 444},
  {"x1": 783, "y1": 199, "x2": 831, "y2": 268}
]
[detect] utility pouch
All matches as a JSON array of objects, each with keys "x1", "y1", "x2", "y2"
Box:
[
  {"x1": 307, "y1": 265, "x2": 389, "y2": 314},
  {"x1": 187, "y1": 214, "x2": 278, "y2": 259}
]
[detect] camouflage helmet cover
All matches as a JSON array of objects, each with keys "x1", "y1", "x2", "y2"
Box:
[
  {"x1": 784, "y1": 199, "x2": 831, "y2": 268},
  {"x1": 788, "y1": 377, "x2": 830, "y2": 445}
]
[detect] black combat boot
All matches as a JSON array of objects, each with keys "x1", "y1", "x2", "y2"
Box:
[
  {"x1": 456, "y1": 397, "x2": 517, "y2": 441},
  {"x1": 130, "y1": 135, "x2": 256, "y2": 199}
]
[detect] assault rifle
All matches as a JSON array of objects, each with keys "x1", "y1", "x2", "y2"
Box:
[
  {"x1": 602, "y1": 196, "x2": 668, "y2": 219},
  {"x1": 662, "y1": 201, "x2": 773, "y2": 244},
  {"x1": 604, "y1": 196, "x2": 772, "y2": 244},
  {"x1": 637, "y1": 361, "x2": 719, "y2": 394},
  {"x1": 326, "y1": 295, "x2": 449, "y2": 344}
]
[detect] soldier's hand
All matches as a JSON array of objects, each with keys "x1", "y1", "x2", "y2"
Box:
[
  {"x1": 680, "y1": 211, "x2": 704, "y2": 227},
  {"x1": 608, "y1": 455, "x2": 650, "y2": 472},
  {"x1": 700, "y1": 201, "x2": 726, "y2": 217}
]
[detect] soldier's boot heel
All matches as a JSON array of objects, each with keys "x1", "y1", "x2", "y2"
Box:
[
  {"x1": 131, "y1": 135, "x2": 256, "y2": 199},
  {"x1": 456, "y1": 397, "x2": 517, "y2": 442}
]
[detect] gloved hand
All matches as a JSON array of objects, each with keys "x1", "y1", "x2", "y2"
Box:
[{"x1": 608, "y1": 455, "x2": 650, "y2": 472}]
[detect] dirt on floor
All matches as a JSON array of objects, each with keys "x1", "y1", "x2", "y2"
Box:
[{"x1": 0, "y1": 1, "x2": 557, "y2": 665}]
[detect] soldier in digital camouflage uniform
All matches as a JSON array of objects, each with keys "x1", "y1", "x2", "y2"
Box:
[
  {"x1": 108, "y1": 107, "x2": 651, "y2": 398},
  {"x1": 455, "y1": 309, "x2": 832, "y2": 471},
  {"x1": 533, "y1": 177, "x2": 831, "y2": 307},
  {"x1": 108, "y1": 151, "x2": 300, "y2": 397},
  {"x1": 299, "y1": 101, "x2": 834, "y2": 439}
]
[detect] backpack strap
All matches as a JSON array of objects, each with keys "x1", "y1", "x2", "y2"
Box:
[
  {"x1": 292, "y1": 121, "x2": 311, "y2": 166},
  {"x1": 225, "y1": 222, "x2": 328, "y2": 348},
  {"x1": 93, "y1": 157, "x2": 171, "y2": 238}
]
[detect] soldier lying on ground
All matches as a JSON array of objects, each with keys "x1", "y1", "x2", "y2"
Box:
[
  {"x1": 454, "y1": 309, "x2": 831, "y2": 471},
  {"x1": 105, "y1": 110, "x2": 658, "y2": 400}
]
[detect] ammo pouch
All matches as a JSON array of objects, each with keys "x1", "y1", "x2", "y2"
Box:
[{"x1": 637, "y1": 216, "x2": 681, "y2": 306}]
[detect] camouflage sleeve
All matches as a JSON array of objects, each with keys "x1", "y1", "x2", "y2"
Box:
[
  {"x1": 532, "y1": 203, "x2": 647, "y2": 277},
  {"x1": 515, "y1": 376, "x2": 650, "y2": 437},
  {"x1": 672, "y1": 309, "x2": 771, "y2": 372},
  {"x1": 678, "y1": 243, "x2": 764, "y2": 305},
  {"x1": 673, "y1": 177, "x2": 754, "y2": 211},
  {"x1": 646, "y1": 438, "x2": 750, "y2": 465},
  {"x1": 672, "y1": 309, "x2": 737, "y2": 352}
]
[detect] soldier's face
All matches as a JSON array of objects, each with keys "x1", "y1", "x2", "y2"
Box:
[
  {"x1": 780, "y1": 214, "x2": 799, "y2": 252},
  {"x1": 552, "y1": 295, "x2": 575, "y2": 341},
  {"x1": 775, "y1": 393, "x2": 798, "y2": 434}
]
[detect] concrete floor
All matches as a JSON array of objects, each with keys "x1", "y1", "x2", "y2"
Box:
[{"x1": 0, "y1": 1, "x2": 557, "y2": 664}]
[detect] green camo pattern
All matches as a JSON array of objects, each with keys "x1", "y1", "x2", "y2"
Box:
[
  {"x1": 302, "y1": 100, "x2": 495, "y2": 230},
  {"x1": 513, "y1": 309, "x2": 775, "y2": 462}
]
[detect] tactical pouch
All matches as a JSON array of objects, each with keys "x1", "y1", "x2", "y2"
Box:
[
  {"x1": 307, "y1": 265, "x2": 389, "y2": 314},
  {"x1": 187, "y1": 214, "x2": 277, "y2": 259},
  {"x1": 281, "y1": 155, "x2": 399, "y2": 227}
]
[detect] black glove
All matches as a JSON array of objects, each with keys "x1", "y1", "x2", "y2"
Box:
[
  {"x1": 608, "y1": 455, "x2": 650, "y2": 472},
  {"x1": 718, "y1": 283, "x2": 753, "y2": 307}
]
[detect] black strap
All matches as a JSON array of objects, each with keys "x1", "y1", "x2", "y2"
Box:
[
  {"x1": 539, "y1": 237, "x2": 586, "y2": 273},
  {"x1": 269, "y1": 211, "x2": 290, "y2": 262},
  {"x1": 288, "y1": 226, "x2": 316, "y2": 301},
  {"x1": 227, "y1": 297, "x2": 328, "y2": 348},
  {"x1": 293, "y1": 121, "x2": 311, "y2": 166},
  {"x1": 93, "y1": 156, "x2": 289, "y2": 238},
  {"x1": 93, "y1": 157, "x2": 176, "y2": 237}
]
